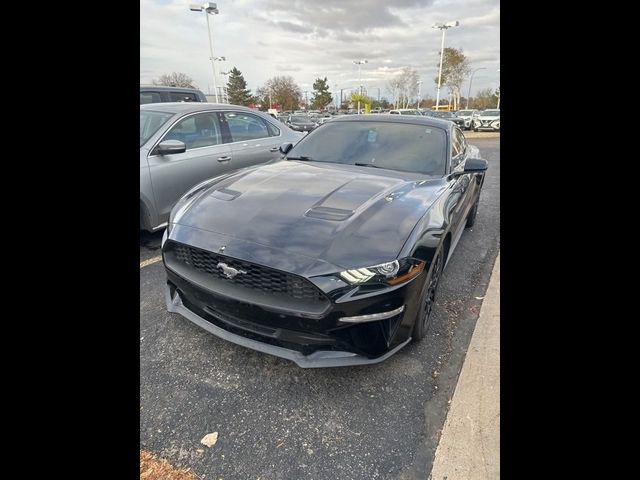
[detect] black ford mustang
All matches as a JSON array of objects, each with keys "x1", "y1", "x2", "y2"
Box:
[{"x1": 162, "y1": 115, "x2": 487, "y2": 367}]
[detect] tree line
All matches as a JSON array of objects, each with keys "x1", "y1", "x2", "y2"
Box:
[{"x1": 151, "y1": 48, "x2": 499, "y2": 111}]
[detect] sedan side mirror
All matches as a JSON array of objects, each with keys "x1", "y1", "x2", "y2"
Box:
[
  {"x1": 279, "y1": 143, "x2": 294, "y2": 154},
  {"x1": 155, "y1": 140, "x2": 186, "y2": 155}
]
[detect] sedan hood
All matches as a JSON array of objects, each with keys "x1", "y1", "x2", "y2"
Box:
[{"x1": 175, "y1": 161, "x2": 447, "y2": 271}]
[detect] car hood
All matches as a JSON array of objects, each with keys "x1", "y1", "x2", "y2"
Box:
[
  {"x1": 174, "y1": 161, "x2": 447, "y2": 272},
  {"x1": 478, "y1": 116, "x2": 500, "y2": 121}
]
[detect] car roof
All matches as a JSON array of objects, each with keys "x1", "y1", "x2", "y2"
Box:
[
  {"x1": 140, "y1": 85, "x2": 203, "y2": 93},
  {"x1": 139, "y1": 102, "x2": 262, "y2": 114},
  {"x1": 329, "y1": 114, "x2": 453, "y2": 130}
]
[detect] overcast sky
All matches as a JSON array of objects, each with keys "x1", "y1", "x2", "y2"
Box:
[{"x1": 141, "y1": 0, "x2": 499, "y2": 102}]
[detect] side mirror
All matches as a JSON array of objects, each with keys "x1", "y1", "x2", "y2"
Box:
[
  {"x1": 464, "y1": 158, "x2": 488, "y2": 172},
  {"x1": 279, "y1": 143, "x2": 294, "y2": 155},
  {"x1": 155, "y1": 140, "x2": 186, "y2": 155}
]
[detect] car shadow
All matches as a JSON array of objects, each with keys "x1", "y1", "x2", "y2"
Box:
[{"x1": 140, "y1": 229, "x2": 164, "y2": 251}]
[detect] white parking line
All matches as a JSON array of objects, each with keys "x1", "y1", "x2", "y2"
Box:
[{"x1": 140, "y1": 256, "x2": 162, "y2": 269}]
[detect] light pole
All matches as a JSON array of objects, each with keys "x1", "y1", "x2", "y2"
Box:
[
  {"x1": 220, "y1": 71, "x2": 230, "y2": 103},
  {"x1": 496, "y1": 69, "x2": 500, "y2": 109},
  {"x1": 212, "y1": 56, "x2": 225, "y2": 103},
  {"x1": 466, "y1": 67, "x2": 486, "y2": 109},
  {"x1": 416, "y1": 80, "x2": 423, "y2": 109},
  {"x1": 190, "y1": 3, "x2": 220, "y2": 103},
  {"x1": 353, "y1": 59, "x2": 368, "y2": 114},
  {"x1": 432, "y1": 21, "x2": 459, "y2": 109}
]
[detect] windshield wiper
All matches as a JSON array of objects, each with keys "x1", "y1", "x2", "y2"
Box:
[
  {"x1": 287, "y1": 156, "x2": 314, "y2": 161},
  {"x1": 354, "y1": 162, "x2": 380, "y2": 168}
]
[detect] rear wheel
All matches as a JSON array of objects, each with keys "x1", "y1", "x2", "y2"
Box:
[{"x1": 412, "y1": 250, "x2": 444, "y2": 341}]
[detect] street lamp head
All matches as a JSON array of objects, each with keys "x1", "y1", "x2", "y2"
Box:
[
  {"x1": 190, "y1": 3, "x2": 218, "y2": 13},
  {"x1": 433, "y1": 21, "x2": 459, "y2": 29}
]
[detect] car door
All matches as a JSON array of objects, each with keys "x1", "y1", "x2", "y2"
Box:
[
  {"x1": 446, "y1": 127, "x2": 474, "y2": 244},
  {"x1": 147, "y1": 111, "x2": 233, "y2": 224},
  {"x1": 221, "y1": 111, "x2": 282, "y2": 169}
]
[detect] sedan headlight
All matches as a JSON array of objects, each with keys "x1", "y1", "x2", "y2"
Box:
[{"x1": 339, "y1": 258, "x2": 425, "y2": 286}]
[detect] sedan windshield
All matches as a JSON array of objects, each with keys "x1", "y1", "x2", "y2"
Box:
[
  {"x1": 457, "y1": 110, "x2": 473, "y2": 116},
  {"x1": 480, "y1": 110, "x2": 500, "y2": 116},
  {"x1": 290, "y1": 116, "x2": 312, "y2": 123},
  {"x1": 140, "y1": 110, "x2": 174, "y2": 147},
  {"x1": 286, "y1": 121, "x2": 447, "y2": 176}
]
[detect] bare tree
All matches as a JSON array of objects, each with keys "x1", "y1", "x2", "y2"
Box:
[
  {"x1": 255, "y1": 76, "x2": 302, "y2": 111},
  {"x1": 433, "y1": 48, "x2": 470, "y2": 110},
  {"x1": 153, "y1": 72, "x2": 197, "y2": 88},
  {"x1": 386, "y1": 67, "x2": 419, "y2": 108}
]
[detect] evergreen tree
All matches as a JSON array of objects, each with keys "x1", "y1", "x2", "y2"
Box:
[
  {"x1": 226, "y1": 67, "x2": 253, "y2": 106},
  {"x1": 311, "y1": 77, "x2": 333, "y2": 110}
]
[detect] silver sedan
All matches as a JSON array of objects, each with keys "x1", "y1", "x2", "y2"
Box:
[{"x1": 140, "y1": 103, "x2": 303, "y2": 231}]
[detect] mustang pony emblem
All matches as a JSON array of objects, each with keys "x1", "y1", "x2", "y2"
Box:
[{"x1": 216, "y1": 262, "x2": 246, "y2": 279}]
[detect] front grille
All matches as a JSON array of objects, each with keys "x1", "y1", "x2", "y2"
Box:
[{"x1": 170, "y1": 243, "x2": 325, "y2": 302}]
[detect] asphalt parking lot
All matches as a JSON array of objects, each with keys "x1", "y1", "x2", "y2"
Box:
[{"x1": 140, "y1": 137, "x2": 500, "y2": 479}]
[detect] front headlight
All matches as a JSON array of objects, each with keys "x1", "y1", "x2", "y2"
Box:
[{"x1": 339, "y1": 258, "x2": 425, "y2": 286}]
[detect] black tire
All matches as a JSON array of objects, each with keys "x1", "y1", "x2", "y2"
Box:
[
  {"x1": 412, "y1": 250, "x2": 444, "y2": 341},
  {"x1": 465, "y1": 199, "x2": 479, "y2": 228}
]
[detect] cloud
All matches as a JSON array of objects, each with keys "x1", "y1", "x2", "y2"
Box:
[{"x1": 140, "y1": 0, "x2": 499, "y2": 99}]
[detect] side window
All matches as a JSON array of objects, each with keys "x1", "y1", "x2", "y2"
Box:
[
  {"x1": 169, "y1": 92, "x2": 198, "y2": 102},
  {"x1": 162, "y1": 112, "x2": 222, "y2": 150},
  {"x1": 451, "y1": 128, "x2": 465, "y2": 167},
  {"x1": 266, "y1": 121, "x2": 280, "y2": 137},
  {"x1": 223, "y1": 112, "x2": 271, "y2": 142},
  {"x1": 140, "y1": 92, "x2": 162, "y2": 104}
]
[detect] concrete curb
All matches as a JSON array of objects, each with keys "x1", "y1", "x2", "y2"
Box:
[
  {"x1": 430, "y1": 253, "x2": 500, "y2": 480},
  {"x1": 464, "y1": 132, "x2": 500, "y2": 139}
]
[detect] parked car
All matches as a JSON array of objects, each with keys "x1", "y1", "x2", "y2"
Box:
[
  {"x1": 454, "y1": 109, "x2": 479, "y2": 130},
  {"x1": 140, "y1": 103, "x2": 303, "y2": 232},
  {"x1": 429, "y1": 111, "x2": 466, "y2": 128},
  {"x1": 473, "y1": 109, "x2": 500, "y2": 131},
  {"x1": 286, "y1": 114, "x2": 318, "y2": 132},
  {"x1": 389, "y1": 109, "x2": 422, "y2": 116},
  {"x1": 140, "y1": 85, "x2": 208, "y2": 104},
  {"x1": 162, "y1": 115, "x2": 487, "y2": 367}
]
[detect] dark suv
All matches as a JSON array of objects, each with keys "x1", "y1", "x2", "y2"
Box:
[{"x1": 140, "y1": 85, "x2": 208, "y2": 104}]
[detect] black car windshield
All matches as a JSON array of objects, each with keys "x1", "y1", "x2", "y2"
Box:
[
  {"x1": 290, "y1": 116, "x2": 311, "y2": 123},
  {"x1": 437, "y1": 112, "x2": 454, "y2": 118},
  {"x1": 457, "y1": 110, "x2": 473, "y2": 115},
  {"x1": 286, "y1": 121, "x2": 448, "y2": 176},
  {"x1": 480, "y1": 110, "x2": 500, "y2": 116},
  {"x1": 140, "y1": 110, "x2": 174, "y2": 147}
]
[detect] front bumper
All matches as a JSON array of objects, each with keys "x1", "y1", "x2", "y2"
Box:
[
  {"x1": 165, "y1": 284, "x2": 411, "y2": 368},
  {"x1": 163, "y1": 253, "x2": 424, "y2": 367},
  {"x1": 474, "y1": 120, "x2": 500, "y2": 131}
]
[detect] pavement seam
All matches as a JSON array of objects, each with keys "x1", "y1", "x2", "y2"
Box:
[{"x1": 140, "y1": 256, "x2": 162, "y2": 269}]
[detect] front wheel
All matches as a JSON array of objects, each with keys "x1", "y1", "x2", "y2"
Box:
[{"x1": 412, "y1": 250, "x2": 444, "y2": 341}]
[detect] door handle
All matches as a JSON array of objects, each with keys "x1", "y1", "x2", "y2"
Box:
[
  {"x1": 217, "y1": 156, "x2": 232, "y2": 162},
  {"x1": 269, "y1": 147, "x2": 279, "y2": 152}
]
